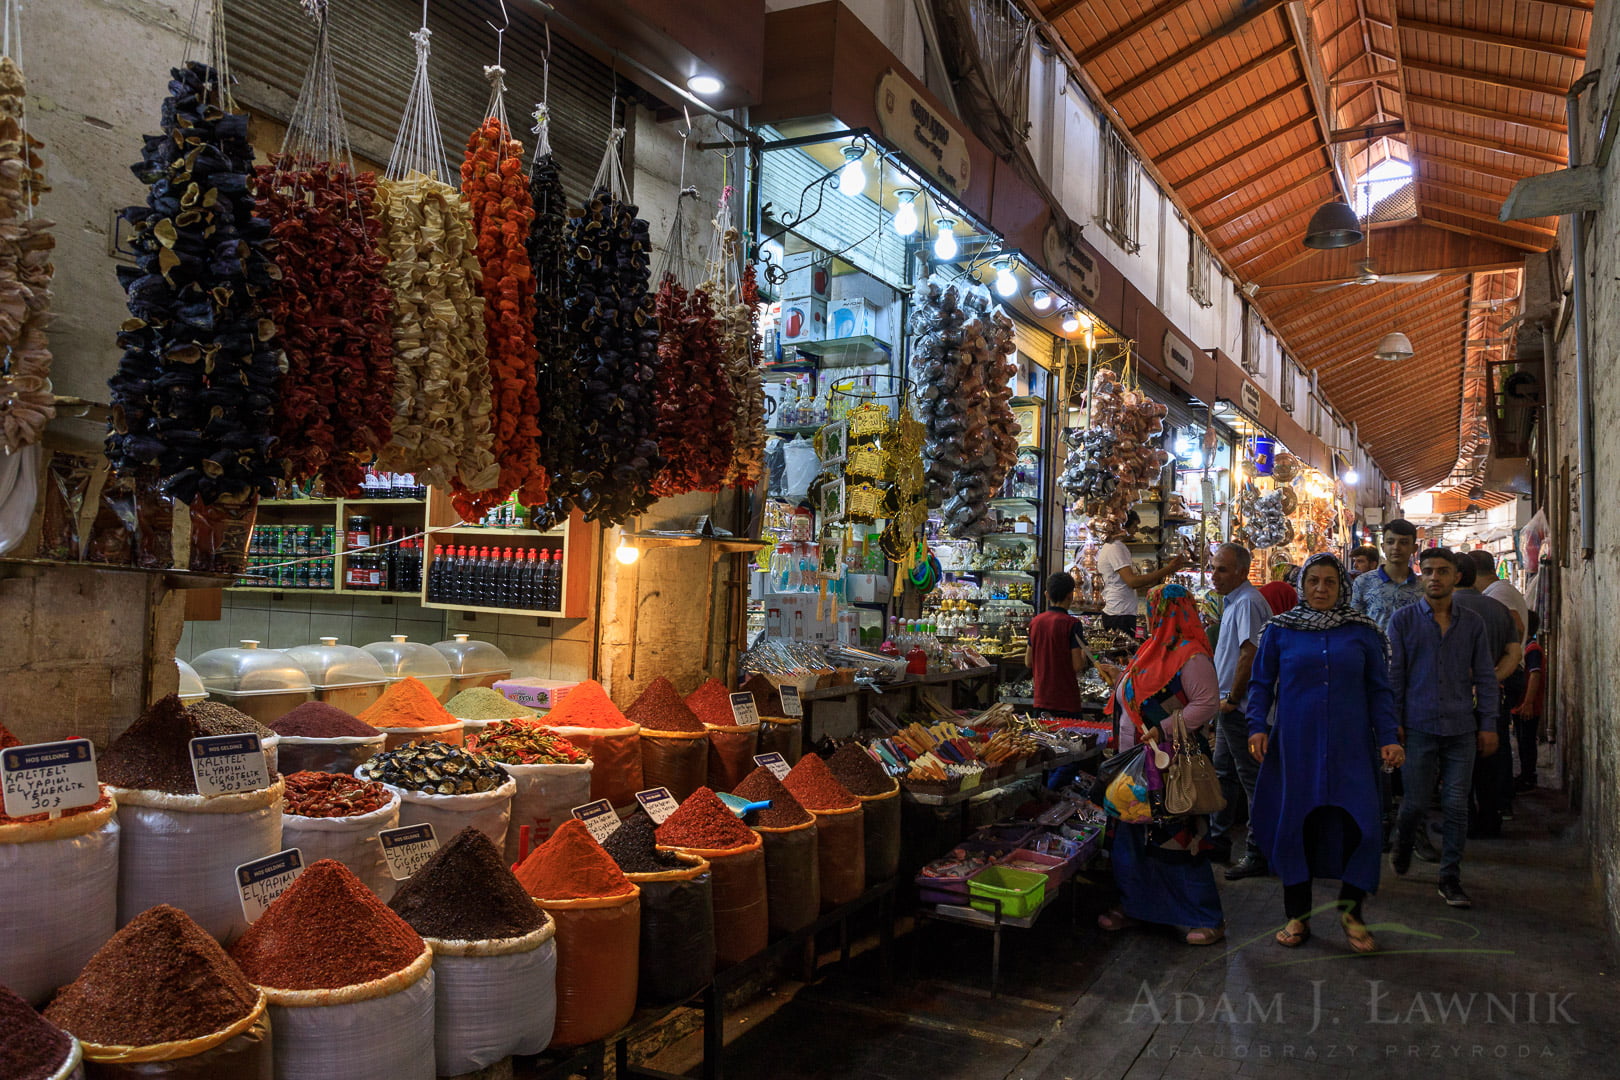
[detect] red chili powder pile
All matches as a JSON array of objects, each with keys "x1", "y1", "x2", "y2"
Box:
[
  {"x1": 358, "y1": 677, "x2": 458, "y2": 730},
  {"x1": 684, "y1": 677, "x2": 737, "y2": 725},
  {"x1": 0, "y1": 720, "x2": 20, "y2": 749},
  {"x1": 626, "y1": 676, "x2": 705, "y2": 732},
  {"x1": 540, "y1": 679, "x2": 631, "y2": 730},
  {"x1": 783, "y1": 753, "x2": 858, "y2": 810},
  {"x1": 45, "y1": 905, "x2": 258, "y2": 1047},
  {"x1": 655, "y1": 786, "x2": 757, "y2": 850},
  {"x1": 732, "y1": 767, "x2": 813, "y2": 828},
  {"x1": 272, "y1": 702, "x2": 380, "y2": 739},
  {"x1": 512, "y1": 818, "x2": 635, "y2": 899},
  {"x1": 229, "y1": 860, "x2": 424, "y2": 990}
]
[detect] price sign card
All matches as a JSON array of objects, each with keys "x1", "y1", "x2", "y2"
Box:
[
  {"x1": 237, "y1": 849, "x2": 304, "y2": 922},
  {"x1": 190, "y1": 734, "x2": 270, "y2": 796},
  {"x1": 1, "y1": 739, "x2": 99, "y2": 819},
  {"x1": 379, "y1": 824, "x2": 439, "y2": 881},
  {"x1": 752, "y1": 752, "x2": 791, "y2": 780},
  {"x1": 571, "y1": 799, "x2": 620, "y2": 843},
  {"x1": 729, "y1": 692, "x2": 761, "y2": 728},
  {"x1": 635, "y1": 787, "x2": 680, "y2": 825},
  {"x1": 779, "y1": 684, "x2": 804, "y2": 718}
]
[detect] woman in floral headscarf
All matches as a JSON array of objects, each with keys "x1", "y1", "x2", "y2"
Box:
[{"x1": 1097, "y1": 583, "x2": 1225, "y2": 945}]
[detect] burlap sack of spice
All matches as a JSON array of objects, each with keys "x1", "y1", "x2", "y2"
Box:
[
  {"x1": 423, "y1": 918, "x2": 558, "y2": 1074},
  {"x1": 533, "y1": 888, "x2": 642, "y2": 1048},
  {"x1": 624, "y1": 852, "x2": 714, "y2": 1007},
  {"x1": 76, "y1": 991, "x2": 270, "y2": 1071},
  {"x1": 496, "y1": 758, "x2": 593, "y2": 867},
  {"x1": 0, "y1": 796, "x2": 119, "y2": 1005},
  {"x1": 368, "y1": 774, "x2": 516, "y2": 856},
  {"x1": 855, "y1": 779, "x2": 903, "y2": 886},
  {"x1": 658, "y1": 833, "x2": 768, "y2": 971},
  {"x1": 279, "y1": 793, "x2": 400, "y2": 902},
  {"x1": 751, "y1": 818, "x2": 820, "y2": 936},
  {"x1": 702, "y1": 723, "x2": 759, "y2": 794},
  {"x1": 543, "y1": 723, "x2": 642, "y2": 807},
  {"x1": 808, "y1": 804, "x2": 865, "y2": 911},
  {"x1": 637, "y1": 728, "x2": 709, "y2": 804},
  {"x1": 261, "y1": 947, "x2": 435, "y2": 1080}
]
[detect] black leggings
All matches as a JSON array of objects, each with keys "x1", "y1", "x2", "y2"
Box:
[{"x1": 1284, "y1": 880, "x2": 1367, "y2": 922}]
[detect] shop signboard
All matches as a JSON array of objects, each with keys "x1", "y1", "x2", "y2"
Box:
[
  {"x1": 1240, "y1": 379, "x2": 1262, "y2": 419},
  {"x1": 1041, "y1": 223, "x2": 1102, "y2": 307},
  {"x1": 875, "y1": 69, "x2": 972, "y2": 196},
  {"x1": 1162, "y1": 330, "x2": 1199, "y2": 388}
]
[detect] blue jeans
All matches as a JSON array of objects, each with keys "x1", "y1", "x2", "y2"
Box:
[{"x1": 1397, "y1": 730, "x2": 1476, "y2": 880}]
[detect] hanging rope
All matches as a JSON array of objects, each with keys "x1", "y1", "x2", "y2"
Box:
[
  {"x1": 183, "y1": 0, "x2": 236, "y2": 112},
  {"x1": 279, "y1": 0, "x2": 354, "y2": 175},
  {"x1": 386, "y1": 23, "x2": 450, "y2": 182}
]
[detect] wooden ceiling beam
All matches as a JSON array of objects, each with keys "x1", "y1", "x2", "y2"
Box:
[
  {"x1": 1266, "y1": 283, "x2": 1421, "y2": 330},
  {"x1": 1423, "y1": 215, "x2": 1551, "y2": 252},
  {"x1": 1407, "y1": 93, "x2": 1567, "y2": 135},
  {"x1": 1233, "y1": 229, "x2": 1312, "y2": 273},
  {"x1": 1185, "y1": 143, "x2": 1321, "y2": 210},
  {"x1": 1401, "y1": 59, "x2": 1569, "y2": 100},
  {"x1": 1248, "y1": 244, "x2": 1322, "y2": 281},
  {"x1": 1204, "y1": 167, "x2": 1335, "y2": 231},
  {"x1": 1320, "y1": 18, "x2": 1361, "y2": 50},
  {"x1": 1407, "y1": 125, "x2": 1568, "y2": 165},
  {"x1": 1415, "y1": 150, "x2": 1551, "y2": 182},
  {"x1": 1077, "y1": 0, "x2": 1202, "y2": 65},
  {"x1": 1293, "y1": 289, "x2": 1469, "y2": 342},
  {"x1": 1331, "y1": 368, "x2": 1470, "y2": 415},
  {"x1": 1284, "y1": 0, "x2": 1354, "y2": 201},
  {"x1": 1397, "y1": 18, "x2": 1587, "y2": 62},
  {"x1": 1131, "y1": 41, "x2": 1298, "y2": 130},
  {"x1": 1108, "y1": 0, "x2": 1292, "y2": 101},
  {"x1": 1332, "y1": 71, "x2": 1400, "y2": 88},
  {"x1": 1422, "y1": 201, "x2": 1557, "y2": 237},
  {"x1": 1522, "y1": 0, "x2": 1594, "y2": 10},
  {"x1": 1290, "y1": 304, "x2": 1462, "y2": 355},
  {"x1": 1171, "y1": 119, "x2": 1316, "y2": 185},
  {"x1": 1148, "y1": 81, "x2": 1308, "y2": 163},
  {"x1": 1041, "y1": 0, "x2": 1091, "y2": 21},
  {"x1": 1216, "y1": 201, "x2": 1322, "y2": 253},
  {"x1": 1415, "y1": 176, "x2": 1517, "y2": 206},
  {"x1": 1329, "y1": 119, "x2": 1406, "y2": 142}
]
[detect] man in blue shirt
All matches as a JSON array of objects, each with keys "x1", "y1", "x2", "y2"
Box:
[
  {"x1": 1351, "y1": 518, "x2": 1423, "y2": 631},
  {"x1": 1206, "y1": 543, "x2": 1275, "y2": 876},
  {"x1": 1388, "y1": 548, "x2": 1501, "y2": 909}
]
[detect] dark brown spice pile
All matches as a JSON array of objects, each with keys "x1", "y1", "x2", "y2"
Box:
[
  {"x1": 601, "y1": 812, "x2": 684, "y2": 873},
  {"x1": 739, "y1": 674, "x2": 783, "y2": 716},
  {"x1": 44, "y1": 905, "x2": 258, "y2": 1047},
  {"x1": 272, "y1": 702, "x2": 380, "y2": 739},
  {"x1": 826, "y1": 744, "x2": 895, "y2": 797},
  {"x1": 98, "y1": 694, "x2": 226, "y2": 794},
  {"x1": 732, "y1": 766, "x2": 814, "y2": 828},
  {"x1": 186, "y1": 701, "x2": 276, "y2": 741},
  {"x1": 0, "y1": 981, "x2": 72, "y2": 1080},
  {"x1": 389, "y1": 827, "x2": 546, "y2": 941},
  {"x1": 625, "y1": 676, "x2": 705, "y2": 732}
]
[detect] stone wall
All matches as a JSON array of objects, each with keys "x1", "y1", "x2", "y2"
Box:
[{"x1": 1545, "y1": 1, "x2": 1620, "y2": 948}]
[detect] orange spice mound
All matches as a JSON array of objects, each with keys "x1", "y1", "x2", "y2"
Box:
[
  {"x1": 513, "y1": 818, "x2": 634, "y2": 900},
  {"x1": 684, "y1": 677, "x2": 736, "y2": 725},
  {"x1": 539, "y1": 679, "x2": 631, "y2": 730},
  {"x1": 782, "y1": 752, "x2": 858, "y2": 810},
  {"x1": 655, "y1": 786, "x2": 756, "y2": 850},
  {"x1": 358, "y1": 677, "x2": 458, "y2": 729}
]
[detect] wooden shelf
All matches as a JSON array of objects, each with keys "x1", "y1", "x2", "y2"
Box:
[
  {"x1": 432, "y1": 525, "x2": 564, "y2": 539},
  {"x1": 229, "y1": 586, "x2": 335, "y2": 595},
  {"x1": 418, "y1": 600, "x2": 568, "y2": 618}
]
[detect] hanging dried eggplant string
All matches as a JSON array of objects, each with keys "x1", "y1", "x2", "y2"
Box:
[
  {"x1": 373, "y1": 13, "x2": 497, "y2": 493},
  {"x1": 701, "y1": 164, "x2": 764, "y2": 489},
  {"x1": 527, "y1": 30, "x2": 581, "y2": 529},
  {"x1": 0, "y1": 0, "x2": 55, "y2": 454},
  {"x1": 456, "y1": 30, "x2": 546, "y2": 519},
  {"x1": 558, "y1": 91, "x2": 661, "y2": 525},
  {"x1": 105, "y1": 0, "x2": 282, "y2": 504},
  {"x1": 649, "y1": 124, "x2": 733, "y2": 498},
  {"x1": 253, "y1": 0, "x2": 394, "y2": 496}
]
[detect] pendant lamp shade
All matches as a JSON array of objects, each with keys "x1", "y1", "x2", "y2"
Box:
[
  {"x1": 1374, "y1": 332, "x2": 1414, "y2": 362},
  {"x1": 1303, "y1": 200, "x2": 1364, "y2": 249}
]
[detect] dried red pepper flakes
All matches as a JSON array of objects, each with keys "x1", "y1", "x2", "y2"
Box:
[{"x1": 454, "y1": 118, "x2": 547, "y2": 518}]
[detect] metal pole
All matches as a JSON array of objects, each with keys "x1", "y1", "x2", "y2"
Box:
[{"x1": 1566, "y1": 70, "x2": 1600, "y2": 559}]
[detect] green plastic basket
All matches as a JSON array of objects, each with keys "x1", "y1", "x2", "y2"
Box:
[{"x1": 967, "y1": 865, "x2": 1046, "y2": 918}]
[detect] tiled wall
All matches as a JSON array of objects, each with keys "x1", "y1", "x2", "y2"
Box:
[{"x1": 444, "y1": 610, "x2": 595, "y2": 683}]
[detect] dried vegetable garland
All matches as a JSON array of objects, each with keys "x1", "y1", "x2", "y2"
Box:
[
  {"x1": 254, "y1": 2, "x2": 394, "y2": 495},
  {"x1": 702, "y1": 196, "x2": 765, "y2": 488},
  {"x1": 105, "y1": 61, "x2": 282, "y2": 503},
  {"x1": 373, "y1": 26, "x2": 496, "y2": 493},
  {"x1": 1067, "y1": 366, "x2": 1169, "y2": 535},
  {"x1": 0, "y1": 55, "x2": 53, "y2": 453},
  {"x1": 455, "y1": 66, "x2": 547, "y2": 518},
  {"x1": 526, "y1": 100, "x2": 582, "y2": 527}
]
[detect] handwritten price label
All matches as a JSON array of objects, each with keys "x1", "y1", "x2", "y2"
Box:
[
  {"x1": 1, "y1": 740, "x2": 99, "y2": 818},
  {"x1": 190, "y1": 734, "x2": 269, "y2": 796},
  {"x1": 779, "y1": 684, "x2": 804, "y2": 718},
  {"x1": 634, "y1": 787, "x2": 680, "y2": 825},
  {"x1": 571, "y1": 799, "x2": 621, "y2": 843},
  {"x1": 752, "y1": 752, "x2": 791, "y2": 780},
  {"x1": 237, "y1": 849, "x2": 304, "y2": 922},
  {"x1": 378, "y1": 824, "x2": 439, "y2": 881},
  {"x1": 729, "y1": 692, "x2": 760, "y2": 728}
]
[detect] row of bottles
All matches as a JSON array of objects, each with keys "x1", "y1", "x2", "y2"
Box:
[
  {"x1": 238, "y1": 556, "x2": 335, "y2": 590},
  {"x1": 427, "y1": 545, "x2": 562, "y2": 610},
  {"x1": 250, "y1": 524, "x2": 338, "y2": 558},
  {"x1": 356, "y1": 468, "x2": 426, "y2": 500},
  {"x1": 881, "y1": 619, "x2": 948, "y2": 674},
  {"x1": 344, "y1": 528, "x2": 423, "y2": 593}
]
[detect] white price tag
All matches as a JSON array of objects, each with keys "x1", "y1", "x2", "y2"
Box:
[
  {"x1": 753, "y1": 752, "x2": 791, "y2": 781},
  {"x1": 634, "y1": 787, "x2": 681, "y2": 825},
  {"x1": 729, "y1": 692, "x2": 761, "y2": 728},
  {"x1": 1, "y1": 740, "x2": 99, "y2": 818},
  {"x1": 779, "y1": 684, "x2": 804, "y2": 718},
  {"x1": 189, "y1": 734, "x2": 270, "y2": 796},
  {"x1": 571, "y1": 799, "x2": 620, "y2": 843},
  {"x1": 237, "y1": 849, "x2": 304, "y2": 922},
  {"x1": 378, "y1": 824, "x2": 439, "y2": 880}
]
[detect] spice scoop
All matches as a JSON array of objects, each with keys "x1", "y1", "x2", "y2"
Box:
[{"x1": 714, "y1": 793, "x2": 771, "y2": 818}]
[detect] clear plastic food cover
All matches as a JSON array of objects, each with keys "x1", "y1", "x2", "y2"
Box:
[
  {"x1": 283, "y1": 638, "x2": 390, "y2": 690},
  {"x1": 190, "y1": 641, "x2": 315, "y2": 697},
  {"x1": 175, "y1": 658, "x2": 208, "y2": 703},
  {"x1": 361, "y1": 635, "x2": 453, "y2": 695},
  {"x1": 431, "y1": 633, "x2": 512, "y2": 678}
]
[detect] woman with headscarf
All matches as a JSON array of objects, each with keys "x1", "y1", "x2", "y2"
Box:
[
  {"x1": 1096, "y1": 583, "x2": 1225, "y2": 946},
  {"x1": 1246, "y1": 553, "x2": 1404, "y2": 952}
]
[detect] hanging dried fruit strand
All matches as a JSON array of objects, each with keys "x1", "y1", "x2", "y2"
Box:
[
  {"x1": 727, "y1": 261, "x2": 768, "y2": 486},
  {"x1": 650, "y1": 274, "x2": 734, "y2": 496},
  {"x1": 526, "y1": 124, "x2": 580, "y2": 527},
  {"x1": 0, "y1": 56, "x2": 54, "y2": 454}
]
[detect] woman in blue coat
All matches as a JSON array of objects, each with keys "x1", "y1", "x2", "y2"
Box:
[{"x1": 1246, "y1": 553, "x2": 1404, "y2": 952}]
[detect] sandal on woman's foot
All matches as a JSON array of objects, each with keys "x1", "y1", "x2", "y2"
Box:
[
  {"x1": 1275, "y1": 919, "x2": 1310, "y2": 947},
  {"x1": 1097, "y1": 909, "x2": 1140, "y2": 932},
  {"x1": 1341, "y1": 913, "x2": 1376, "y2": 954},
  {"x1": 1184, "y1": 926, "x2": 1225, "y2": 946}
]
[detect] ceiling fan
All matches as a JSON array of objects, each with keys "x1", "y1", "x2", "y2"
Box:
[{"x1": 1311, "y1": 257, "x2": 1438, "y2": 293}]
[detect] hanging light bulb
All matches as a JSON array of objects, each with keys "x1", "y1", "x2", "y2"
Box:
[
  {"x1": 837, "y1": 145, "x2": 865, "y2": 197},
  {"x1": 1060, "y1": 309, "x2": 1080, "y2": 333},
  {"x1": 933, "y1": 218, "x2": 958, "y2": 261},
  {"x1": 993, "y1": 257, "x2": 1017, "y2": 298},
  {"x1": 892, "y1": 189, "x2": 919, "y2": 237},
  {"x1": 1343, "y1": 469, "x2": 1360, "y2": 486},
  {"x1": 1030, "y1": 289, "x2": 1052, "y2": 311},
  {"x1": 614, "y1": 536, "x2": 641, "y2": 565}
]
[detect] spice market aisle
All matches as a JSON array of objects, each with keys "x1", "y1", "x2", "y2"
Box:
[{"x1": 638, "y1": 790, "x2": 1615, "y2": 1079}]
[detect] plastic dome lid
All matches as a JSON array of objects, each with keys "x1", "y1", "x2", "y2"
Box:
[
  {"x1": 176, "y1": 658, "x2": 207, "y2": 701},
  {"x1": 431, "y1": 634, "x2": 512, "y2": 677},
  {"x1": 284, "y1": 637, "x2": 390, "y2": 689},
  {"x1": 190, "y1": 641, "x2": 315, "y2": 696},
  {"x1": 361, "y1": 634, "x2": 454, "y2": 681}
]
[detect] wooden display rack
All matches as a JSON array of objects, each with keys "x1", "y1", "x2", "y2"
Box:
[{"x1": 417, "y1": 486, "x2": 594, "y2": 619}]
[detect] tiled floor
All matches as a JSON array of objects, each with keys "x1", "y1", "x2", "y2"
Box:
[{"x1": 644, "y1": 771, "x2": 1615, "y2": 1079}]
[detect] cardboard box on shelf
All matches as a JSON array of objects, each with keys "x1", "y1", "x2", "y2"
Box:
[
  {"x1": 780, "y1": 296, "x2": 827, "y2": 344},
  {"x1": 828, "y1": 298, "x2": 882, "y2": 340},
  {"x1": 830, "y1": 271, "x2": 895, "y2": 307},
  {"x1": 782, "y1": 251, "x2": 831, "y2": 301},
  {"x1": 846, "y1": 573, "x2": 892, "y2": 603}
]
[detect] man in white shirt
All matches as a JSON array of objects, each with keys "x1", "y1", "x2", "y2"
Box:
[
  {"x1": 1093, "y1": 510, "x2": 1183, "y2": 634},
  {"x1": 1206, "y1": 543, "x2": 1275, "y2": 876},
  {"x1": 1472, "y1": 550, "x2": 1528, "y2": 647}
]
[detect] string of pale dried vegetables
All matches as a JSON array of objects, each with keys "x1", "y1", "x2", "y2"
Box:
[{"x1": 0, "y1": 54, "x2": 53, "y2": 453}]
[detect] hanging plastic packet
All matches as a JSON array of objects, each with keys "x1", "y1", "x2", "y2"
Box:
[
  {"x1": 85, "y1": 465, "x2": 138, "y2": 565},
  {"x1": 37, "y1": 450, "x2": 93, "y2": 560}
]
